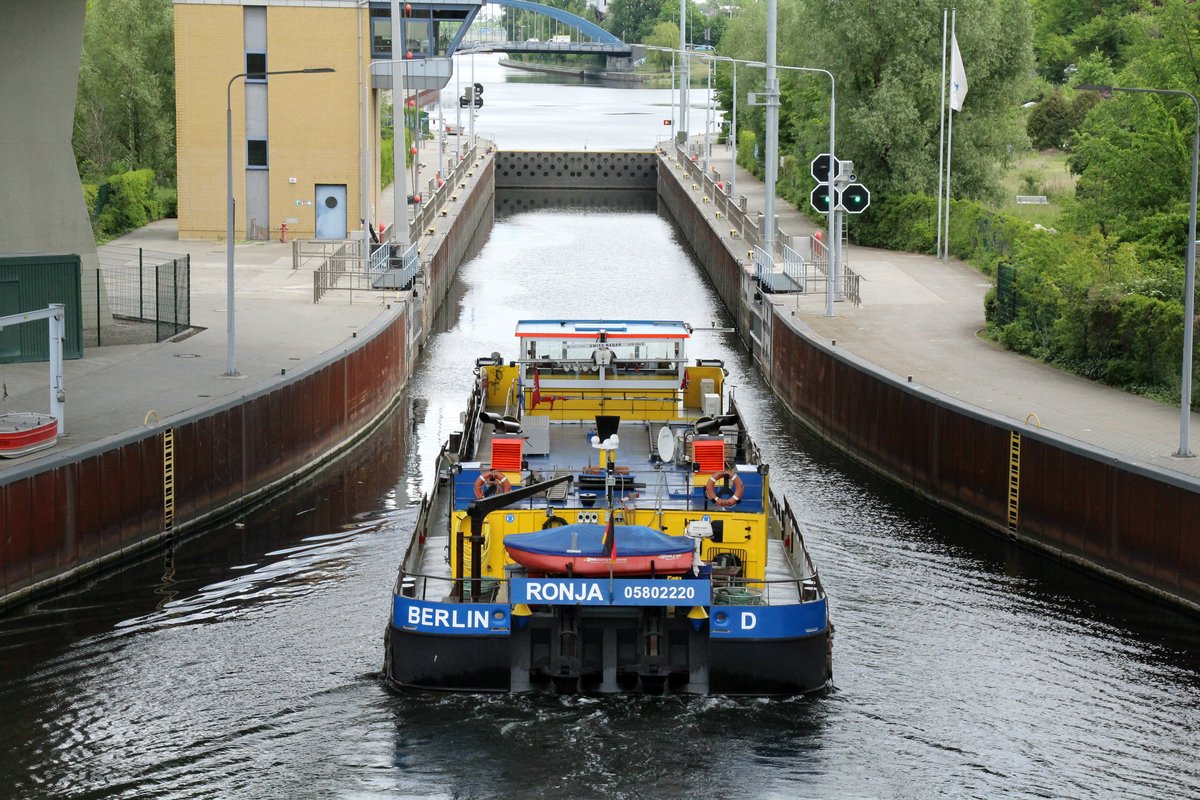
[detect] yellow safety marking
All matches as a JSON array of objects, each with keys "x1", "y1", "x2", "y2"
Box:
[
  {"x1": 163, "y1": 427, "x2": 176, "y2": 531},
  {"x1": 1007, "y1": 430, "x2": 1021, "y2": 534}
]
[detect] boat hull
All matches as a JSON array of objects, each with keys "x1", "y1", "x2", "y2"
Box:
[{"x1": 384, "y1": 611, "x2": 832, "y2": 695}]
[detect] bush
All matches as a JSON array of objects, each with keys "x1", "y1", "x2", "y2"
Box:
[
  {"x1": 82, "y1": 182, "x2": 99, "y2": 218},
  {"x1": 156, "y1": 187, "x2": 177, "y2": 218},
  {"x1": 94, "y1": 169, "x2": 163, "y2": 238}
]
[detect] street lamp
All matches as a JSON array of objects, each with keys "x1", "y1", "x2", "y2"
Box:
[
  {"x1": 1077, "y1": 83, "x2": 1197, "y2": 457},
  {"x1": 226, "y1": 66, "x2": 335, "y2": 377},
  {"x1": 646, "y1": 46, "x2": 838, "y2": 315},
  {"x1": 747, "y1": 60, "x2": 837, "y2": 316}
]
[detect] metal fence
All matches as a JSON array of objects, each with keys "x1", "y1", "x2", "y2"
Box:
[
  {"x1": 296, "y1": 141, "x2": 483, "y2": 303},
  {"x1": 87, "y1": 246, "x2": 191, "y2": 346}
]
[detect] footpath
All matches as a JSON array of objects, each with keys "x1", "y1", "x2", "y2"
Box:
[
  {"x1": 4, "y1": 133, "x2": 1198, "y2": 484},
  {"x1": 690, "y1": 139, "x2": 1200, "y2": 480},
  {"x1": 0, "y1": 136, "x2": 470, "y2": 472}
]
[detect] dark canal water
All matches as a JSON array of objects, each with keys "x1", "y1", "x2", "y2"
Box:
[{"x1": 2, "y1": 56, "x2": 1200, "y2": 799}]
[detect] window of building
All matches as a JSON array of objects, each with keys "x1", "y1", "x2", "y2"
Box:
[
  {"x1": 247, "y1": 139, "x2": 268, "y2": 168},
  {"x1": 246, "y1": 52, "x2": 267, "y2": 81}
]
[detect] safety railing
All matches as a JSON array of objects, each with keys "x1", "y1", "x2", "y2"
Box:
[{"x1": 298, "y1": 142, "x2": 487, "y2": 302}]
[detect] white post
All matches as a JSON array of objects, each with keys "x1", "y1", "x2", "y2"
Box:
[
  {"x1": 455, "y1": 54, "x2": 461, "y2": 161},
  {"x1": 705, "y1": 58, "x2": 713, "y2": 169},
  {"x1": 49, "y1": 304, "x2": 65, "y2": 435},
  {"x1": 935, "y1": 8, "x2": 948, "y2": 260},
  {"x1": 942, "y1": 8, "x2": 956, "y2": 263},
  {"x1": 730, "y1": 61, "x2": 737, "y2": 197},
  {"x1": 469, "y1": 53, "x2": 476, "y2": 152},
  {"x1": 763, "y1": 0, "x2": 778, "y2": 259},
  {"x1": 670, "y1": 52, "x2": 677, "y2": 139},
  {"x1": 679, "y1": 0, "x2": 688, "y2": 140},
  {"x1": 391, "y1": 0, "x2": 410, "y2": 249}
]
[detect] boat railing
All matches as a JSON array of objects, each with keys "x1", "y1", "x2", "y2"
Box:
[
  {"x1": 768, "y1": 488, "x2": 825, "y2": 598},
  {"x1": 397, "y1": 490, "x2": 435, "y2": 586},
  {"x1": 395, "y1": 570, "x2": 822, "y2": 606},
  {"x1": 396, "y1": 570, "x2": 505, "y2": 604},
  {"x1": 710, "y1": 575, "x2": 824, "y2": 605}
]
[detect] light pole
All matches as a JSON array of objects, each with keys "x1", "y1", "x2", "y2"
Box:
[
  {"x1": 697, "y1": 53, "x2": 739, "y2": 198},
  {"x1": 748, "y1": 60, "x2": 837, "y2": 316},
  {"x1": 368, "y1": 57, "x2": 418, "y2": 251},
  {"x1": 647, "y1": 46, "x2": 837, "y2": 313},
  {"x1": 226, "y1": 66, "x2": 334, "y2": 377},
  {"x1": 1078, "y1": 83, "x2": 1197, "y2": 457}
]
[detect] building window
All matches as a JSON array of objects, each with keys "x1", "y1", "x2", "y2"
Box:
[
  {"x1": 246, "y1": 52, "x2": 267, "y2": 81},
  {"x1": 247, "y1": 139, "x2": 268, "y2": 168}
]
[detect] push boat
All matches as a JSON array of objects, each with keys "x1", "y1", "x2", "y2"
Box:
[{"x1": 385, "y1": 320, "x2": 833, "y2": 695}]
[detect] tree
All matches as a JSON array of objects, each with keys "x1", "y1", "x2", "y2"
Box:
[
  {"x1": 606, "y1": 0, "x2": 663, "y2": 43},
  {"x1": 723, "y1": 0, "x2": 1034, "y2": 203},
  {"x1": 74, "y1": 0, "x2": 176, "y2": 182}
]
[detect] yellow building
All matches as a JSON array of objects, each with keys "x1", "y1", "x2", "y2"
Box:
[{"x1": 174, "y1": 1, "x2": 381, "y2": 241}]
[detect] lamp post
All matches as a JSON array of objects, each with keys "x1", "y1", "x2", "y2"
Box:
[
  {"x1": 1077, "y1": 84, "x2": 1197, "y2": 457},
  {"x1": 697, "y1": 53, "x2": 739, "y2": 199},
  {"x1": 646, "y1": 46, "x2": 837, "y2": 314},
  {"x1": 368, "y1": 57, "x2": 419, "y2": 251},
  {"x1": 748, "y1": 60, "x2": 837, "y2": 316},
  {"x1": 226, "y1": 66, "x2": 334, "y2": 377}
]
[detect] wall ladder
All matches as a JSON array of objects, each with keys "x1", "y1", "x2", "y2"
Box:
[
  {"x1": 163, "y1": 428, "x2": 176, "y2": 531},
  {"x1": 1007, "y1": 430, "x2": 1021, "y2": 537}
]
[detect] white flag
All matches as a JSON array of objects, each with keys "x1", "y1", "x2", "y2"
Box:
[{"x1": 950, "y1": 32, "x2": 968, "y2": 111}]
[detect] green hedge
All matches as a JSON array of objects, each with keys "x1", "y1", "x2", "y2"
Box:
[
  {"x1": 92, "y1": 169, "x2": 164, "y2": 239},
  {"x1": 852, "y1": 193, "x2": 1193, "y2": 406}
]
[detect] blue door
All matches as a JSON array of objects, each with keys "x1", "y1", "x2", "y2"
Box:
[{"x1": 314, "y1": 184, "x2": 348, "y2": 239}]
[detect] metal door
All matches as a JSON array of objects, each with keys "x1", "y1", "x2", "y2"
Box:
[
  {"x1": 0, "y1": 280, "x2": 19, "y2": 358},
  {"x1": 315, "y1": 184, "x2": 348, "y2": 239}
]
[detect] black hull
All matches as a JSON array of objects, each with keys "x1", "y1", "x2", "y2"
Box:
[{"x1": 385, "y1": 622, "x2": 833, "y2": 695}]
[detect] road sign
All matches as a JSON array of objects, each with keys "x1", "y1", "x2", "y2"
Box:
[
  {"x1": 810, "y1": 185, "x2": 834, "y2": 214},
  {"x1": 839, "y1": 183, "x2": 870, "y2": 213},
  {"x1": 810, "y1": 153, "x2": 840, "y2": 183}
]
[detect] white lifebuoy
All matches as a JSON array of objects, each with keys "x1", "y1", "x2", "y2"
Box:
[
  {"x1": 474, "y1": 469, "x2": 511, "y2": 499},
  {"x1": 705, "y1": 470, "x2": 744, "y2": 508}
]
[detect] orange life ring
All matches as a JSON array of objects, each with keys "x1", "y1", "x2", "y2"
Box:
[
  {"x1": 705, "y1": 470, "x2": 744, "y2": 508},
  {"x1": 474, "y1": 469, "x2": 511, "y2": 499}
]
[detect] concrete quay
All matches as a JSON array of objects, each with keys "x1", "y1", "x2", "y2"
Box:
[
  {"x1": 0, "y1": 136, "x2": 495, "y2": 609},
  {"x1": 659, "y1": 139, "x2": 1200, "y2": 611},
  {"x1": 679, "y1": 139, "x2": 1200, "y2": 479}
]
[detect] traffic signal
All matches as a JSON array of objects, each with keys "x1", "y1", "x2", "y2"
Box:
[
  {"x1": 810, "y1": 153, "x2": 840, "y2": 183},
  {"x1": 840, "y1": 183, "x2": 870, "y2": 214},
  {"x1": 810, "y1": 185, "x2": 834, "y2": 214}
]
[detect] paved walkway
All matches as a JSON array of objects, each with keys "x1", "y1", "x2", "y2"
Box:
[
  {"x1": 5, "y1": 134, "x2": 1198, "y2": 483},
  {"x1": 0, "y1": 135, "x2": 478, "y2": 472},
  {"x1": 688, "y1": 138, "x2": 1200, "y2": 479}
]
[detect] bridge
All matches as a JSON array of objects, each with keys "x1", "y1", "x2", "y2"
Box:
[
  {"x1": 461, "y1": 0, "x2": 631, "y2": 58},
  {"x1": 368, "y1": 0, "x2": 633, "y2": 91}
]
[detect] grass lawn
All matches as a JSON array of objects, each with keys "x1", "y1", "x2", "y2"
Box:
[{"x1": 993, "y1": 149, "x2": 1076, "y2": 228}]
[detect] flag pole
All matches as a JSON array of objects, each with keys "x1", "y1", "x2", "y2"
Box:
[
  {"x1": 935, "y1": 8, "x2": 949, "y2": 260},
  {"x1": 943, "y1": 7, "x2": 957, "y2": 263}
]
